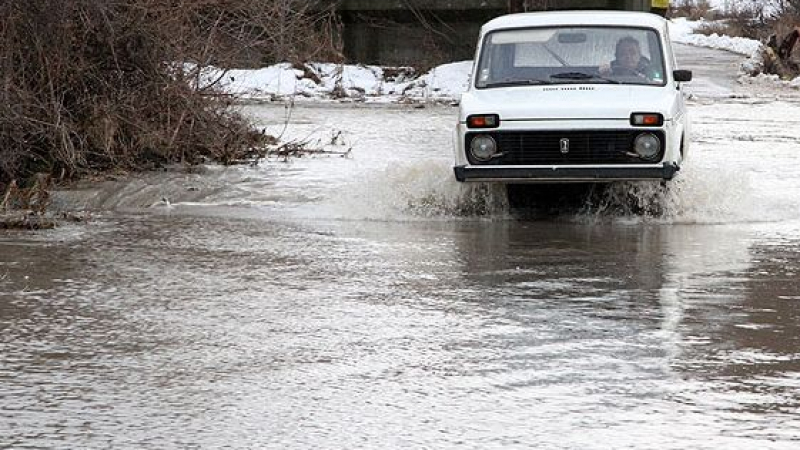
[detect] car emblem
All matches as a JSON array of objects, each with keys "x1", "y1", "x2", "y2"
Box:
[{"x1": 560, "y1": 138, "x2": 570, "y2": 154}]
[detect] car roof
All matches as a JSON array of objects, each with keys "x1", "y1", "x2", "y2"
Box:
[{"x1": 481, "y1": 11, "x2": 667, "y2": 33}]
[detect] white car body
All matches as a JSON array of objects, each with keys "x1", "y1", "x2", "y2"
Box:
[{"x1": 454, "y1": 11, "x2": 691, "y2": 183}]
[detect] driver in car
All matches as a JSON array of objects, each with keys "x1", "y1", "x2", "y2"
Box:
[{"x1": 599, "y1": 36, "x2": 654, "y2": 79}]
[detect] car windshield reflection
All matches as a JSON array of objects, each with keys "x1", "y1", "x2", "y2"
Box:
[{"x1": 475, "y1": 26, "x2": 667, "y2": 88}]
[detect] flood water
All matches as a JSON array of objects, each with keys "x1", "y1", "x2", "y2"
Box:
[{"x1": 2, "y1": 47, "x2": 800, "y2": 448}]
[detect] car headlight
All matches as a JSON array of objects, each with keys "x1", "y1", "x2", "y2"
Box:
[
  {"x1": 469, "y1": 135, "x2": 497, "y2": 162},
  {"x1": 633, "y1": 132, "x2": 661, "y2": 160}
]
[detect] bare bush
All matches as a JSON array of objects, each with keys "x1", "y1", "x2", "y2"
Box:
[
  {"x1": 773, "y1": 0, "x2": 800, "y2": 31},
  {"x1": 253, "y1": 0, "x2": 344, "y2": 65},
  {"x1": 669, "y1": 0, "x2": 714, "y2": 20},
  {"x1": 674, "y1": 0, "x2": 800, "y2": 40},
  {"x1": 692, "y1": 20, "x2": 734, "y2": 36},
  {"x1": 693, "y1": 14, "x2": 765, "y2": 40},
  {"x1": 723, "y1": 0, "x2": 778, "y2": 39},
  {"x1": 0, "y1": 0, "x2": 341, "y2": 190},
  {"x1": 767, "y1": 1, "x2": 800, "y2": 19}
]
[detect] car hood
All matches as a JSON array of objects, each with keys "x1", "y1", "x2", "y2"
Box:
[{"x1": 459, "y1": 85, "x2": 680, "y2": 121}]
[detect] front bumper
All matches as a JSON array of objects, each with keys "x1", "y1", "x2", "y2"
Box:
[{"x1": 453, "y1": 163, "x2": 679, "y2": 183}]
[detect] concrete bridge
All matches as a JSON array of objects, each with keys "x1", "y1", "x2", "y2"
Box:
[{"x1": 330, "y1": 1, "x2": 666, "y2": 66}]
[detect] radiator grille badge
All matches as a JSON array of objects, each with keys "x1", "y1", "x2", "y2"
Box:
[{"x1": 560, "y1": 138, "x2": 570, "y2": 154}]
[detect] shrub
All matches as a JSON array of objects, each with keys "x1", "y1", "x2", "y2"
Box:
[
  {"x1": 669, "y1": 0, "x2": 714, "y2": 20},
  {"x1": 0, "y1": 0, "x2": 340, "y2": 188}
]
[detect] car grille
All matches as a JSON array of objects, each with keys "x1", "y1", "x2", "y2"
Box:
[{"x1": 466, "y1": 130, "x2": 665, "y2": 165}]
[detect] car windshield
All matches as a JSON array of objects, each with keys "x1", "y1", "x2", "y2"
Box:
[{"x1": 475, "y1": 26, "x2": 667, "y2": 88}]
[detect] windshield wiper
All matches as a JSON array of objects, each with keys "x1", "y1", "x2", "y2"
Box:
[
  {"x1": 482, "y1": 79, "x2": 552, "y2": 88},
  {"x1": 550, "y1": 72, "x2": 621, "y2": 84}
]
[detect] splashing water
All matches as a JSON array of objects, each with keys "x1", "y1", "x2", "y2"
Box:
[
  {"x1": 319, "y1": 157, "x2": 799, "y2": 225},
  {"x1": 320, "y1": 159, "x2": 508, "y2": 220},
  {"x1": 586, "y1": 163, "x2": 797, "y2": 225},
  {"x1": 577, "y1": 163, "x2": 756, "y2": 224}
]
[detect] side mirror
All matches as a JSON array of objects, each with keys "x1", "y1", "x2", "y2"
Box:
[{"x1": 673, "y1": 70, "x2": 693, "y2": 82}]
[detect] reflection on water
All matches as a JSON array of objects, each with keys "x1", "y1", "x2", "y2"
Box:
[{"x1": 3, "y1": 212, "x2": 800, "y2": 448}]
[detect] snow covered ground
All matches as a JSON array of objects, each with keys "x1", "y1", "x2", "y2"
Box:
[
  {"x1": 204, "y1": 61, "x2": 472, "y2": 103},
  {"x1": 204, "y1": 16, "x2": 796, "y2": 103}
]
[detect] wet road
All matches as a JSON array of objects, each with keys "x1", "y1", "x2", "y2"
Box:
[{"x1": 3, "y1": 46, "x2": 800, "y2": 448}]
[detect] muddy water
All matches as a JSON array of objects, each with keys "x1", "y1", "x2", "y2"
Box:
[{"x1": 3, "y1": 49, "x2": 800, "y2": 448}]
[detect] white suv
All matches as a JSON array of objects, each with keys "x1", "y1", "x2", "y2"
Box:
[{"x1": 453, "y1": 11, "x2": 691, "y2": 184}]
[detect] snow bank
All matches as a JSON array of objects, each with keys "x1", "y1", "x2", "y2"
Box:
[
  {"x1": 206, "y1": 63, "x2": 315, "y2": 98},
  {"x1": 401, "y1": 61, "x2": 473, "y2": 100},
  {"x1": 669, "y1": 17, "x2": 763, "y2": 74},
  {"x1": 202, "y1": 61, "x2": 471, "y2": 103},
  {"x1": 669, "y1": 18, "x2": 762, "y2": 57},
  {"x1": 672, "y1": 30, "x2": 761, "y2": 57}
]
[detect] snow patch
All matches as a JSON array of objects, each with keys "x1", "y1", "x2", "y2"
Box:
[
  {"x1": 403, "y1": 61, "x2": 473, "y2": 101},
  {"x1": 204, "y1": 61, "x2": 471, "y2": 103},
  {"x1": 672, "y1": 30, "x2": 762, "y2": 57},
  {"x1": 668, "y1": 18, "x2": 762, "y2": 57},
  {"x1": 740, "y1": 73, "x2": 800, "y2": 90},
  {"x1": 669, "y1": 18, "x2": 763, "y2": 75}
]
